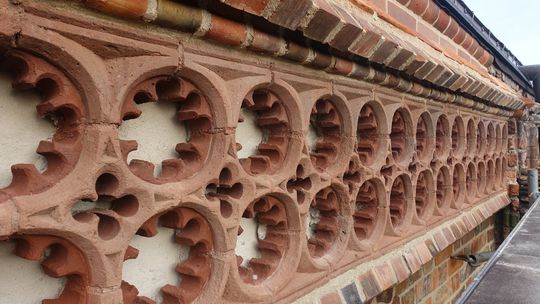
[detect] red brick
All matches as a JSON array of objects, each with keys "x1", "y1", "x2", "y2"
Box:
[
  {"x1": 417, "y1": 22, "x2": 439, "y2": 46},
  {"x1": 415, "y1": 242, "x2": 433, "y2": 265},
  {"x1": 391, "y1": 256, "x2": 412, "y2": 282},
  {"x1": 374, "y1": 262, "x2": 398, "y2": 290},
  {"x1": 433, "y1": 231, "x2": 449, "y2": 250},
  {"x1": 404, "y1": 250, "x2": 422, "y2": 274},
  {"x1": 448, "y1": 257, "x2": 463, "y2": 276},
  {"x1": 205, "y1": 15, "x2": 248, "y2": 46},
  {"x1": 320, "y1": 291, "x2": 342, "y2": 304},
  {"x1": 268, "y1": 0, "x2": 313, "y2": 30},
  {"x1": 433, "y1": 9, "x2": 450, "y2": 32},
  {"x1": 407, "y1": 0, "x2": 429, "y2": 15},
  {"x1": 304, "y1": 2, "x2": 342, "y2": 42},
  {"x1": 434, "y1": 245, "x2": 452, "y2": 265},
  {"x1": 359, "y1": 270, "x2": 382, "y2": 300},
  {"x1": 388, "y1": 1, "x2": 417, "y2": 30},
  {"x1": 221, "y1": 0, "x2": 269, "y2": 15}
]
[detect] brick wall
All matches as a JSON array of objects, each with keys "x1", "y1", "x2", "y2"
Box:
[{"x1": 381, "y1": 216, "x2": 497, "y2": 304}]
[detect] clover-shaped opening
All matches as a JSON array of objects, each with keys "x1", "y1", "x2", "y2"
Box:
[
  {"x1": 308, "y1": 99, "x2": 343, "y2": 171},
  {"x1": 415, "y1": 112, "x2": 431, "y2": 162},
  {"x1": 121, "y1": 76, "x2": 213, "y2": 183},
  {"x1": 453, "y1": 164, "x2": 466, "y2": 206},
  {"x1": 390, "y1": 108, "x2": 412, "y2": 164},
  {"x1": 286, "y1": 164, "x2": 313, "y2": 205},
  {"x1": 495, "y1": 124, "x2": 502, "y2": 153},
  {"x1": 466, "y1": 163, "x2": 477, "y2": 201},
  {"x1": 236, "y1": 195, "x2": 288, "y2": 284},
  {"x1": 415, "y1": 170, "x2": 433, "y2": 219},
  {"x1": 435, "y1": 115, "x2": 450, "y2": 160},
  {"x1": 306, "y1": 187, "x2": 341, "y2": 258},
  {"x1": 487, "y1": 122, "x2": 495, "y2": 155},
  {"x1": 237, "y1": 89, "x2": 290, "y2": 175},
  {"x1": 123, "y1": 208, "x2": 213, "y2": 303},
  {"x1": 343, "y1": 157, "x2": 361, "y2": 195},
  {"x1": 71, "y1": 173, "x2": 138, "y2": 240},
  {"x1": 354, "y1": 180, "x2": 381, "y2": 241},
  {"x1": 390, "y1": 175, "x2": 411, "y2": 229},
  {"x1": 357, "y1": 103, "x2": 383, "y2": 166},
  {"x1": 477, "y1": 162, "x2": 486, "y2": 196},
  {"x1": 476, "y1": 121, "x2": 486, "y2": 157},
  {"x1": 436, "y1": 166, "x2": 451, "y2": 210},
  {"x1": 451, "y1": 116, "x2": 465, "y2": 158},
  {"x1": 487, "y1": 160, "x2": 495, "y2": 192},
  {"x1": 466, "y1": 119, "x2": 476, "y2": 157}
]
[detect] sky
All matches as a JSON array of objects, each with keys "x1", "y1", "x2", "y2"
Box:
[{"x1": 464, "y1": 0, "x2": 539, "y2": 65}]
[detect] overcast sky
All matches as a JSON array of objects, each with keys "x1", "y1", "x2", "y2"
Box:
[{"x1": 464, "y1": 0, "x2": 539, "y2": 65}]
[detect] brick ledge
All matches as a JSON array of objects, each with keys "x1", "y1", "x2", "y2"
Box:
[{"x1": 288, "y1": 192, "x2": 509, "y2": 303}]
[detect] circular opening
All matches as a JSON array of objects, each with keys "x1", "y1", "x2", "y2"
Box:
[
  {"x1": 357, "y1": 103, "x2": 383, "y2": 165},
  {"x1": 390, "y1": 109, "x2": 412, "y2": 164},
  {"x1": 415, "y1": 113, "x2": 431, "y2": 162},
  {"x1": 390, "y1": 175, "x2": 411, "y2": 229},
  {"x1": 415, "y1": 171, "x2": 433, "y2": 219},
  {"x1": 121, "y1": 77, "x2": 214, "y2": 182},
  {"x1": 435, "y1": 115, "x2": 450, "y2": 159},
  {"x1": 237, "y1": 89, "x2": 290, "y2": 175},
  {"x1": 125, "y1": 208, "x2": 213, "y2": 303},
  {"x1": 236, "y1": 195, "x2": 288, "y2": 284},
  {"x1": 354, "y1": 180, "x2": 381, "y2": 241},
  {"x1": 306, "y1": 187, "x2": 341, "y2": 258}
]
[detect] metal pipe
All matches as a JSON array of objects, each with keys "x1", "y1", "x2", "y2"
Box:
[
  {"x1": 528, "y1": 168, "x2": 539, "y2": 204},
  {"x1": 519, "y1": 65, "x2": 540, "y2": 102},
  {"x1": 451, "y1": 252, "x2": 494, "y2": 267}
]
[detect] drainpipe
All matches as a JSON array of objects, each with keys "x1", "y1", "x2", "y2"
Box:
[{"x1": 519, "y1": 65, "x2": 540, "y2": 102}]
